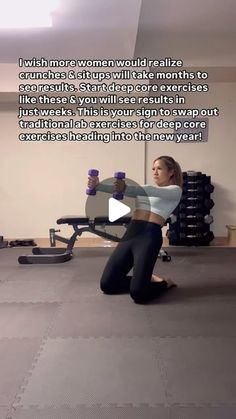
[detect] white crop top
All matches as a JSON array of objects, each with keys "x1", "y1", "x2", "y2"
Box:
[{"x1": 97, "y1": 183, "x2": 182, "y2": 221}]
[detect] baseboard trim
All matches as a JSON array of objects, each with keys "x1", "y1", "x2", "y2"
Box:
[{"x1": 5, "y1": 237, "x2": 235, "y2": 248}]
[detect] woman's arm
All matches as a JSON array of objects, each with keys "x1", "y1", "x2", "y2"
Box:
[
  {"x1": 96, "y1": 183, "x2": 114, "y2": 194},
  {"x1": 124, "y1": 184, "x2": 182, "y2": 200},
  {"x1": 97, "y1": 182, "x2": 182, "y2": 200}
]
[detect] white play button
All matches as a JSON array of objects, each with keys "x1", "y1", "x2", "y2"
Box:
[{"x1": 108, "y1": 197, "x2": 131, "y2": 222}]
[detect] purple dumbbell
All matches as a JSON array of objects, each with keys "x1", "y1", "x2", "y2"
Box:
[
  {"x1": 113, "y1": 171, "x2": 126, "y2": 200},
  {"x1": 86, "y1": 169, "x2": 99, "y2": 195}
]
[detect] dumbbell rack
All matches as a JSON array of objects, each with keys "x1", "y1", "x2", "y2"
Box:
[{"x1": 167, "y1": 171, "x2": 215, "y2": 246}]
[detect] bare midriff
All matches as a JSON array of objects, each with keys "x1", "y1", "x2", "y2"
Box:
[{"x1": 132, "y1": 210, "x2": 165, "y2": 227}]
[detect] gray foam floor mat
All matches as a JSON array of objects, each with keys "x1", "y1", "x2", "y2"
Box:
[
  {"x1": 13, "y1": 336, "x2": 236, "y2": 408},
  {"x1": 5, "y1": 405, "x2": 236, "y2": 419},
  {"x1": 15, "y1": 337, "x2": 166, "y2": 407},
  {"x1": 6, "y1": 406, "x2": 172, "y2": 419},
  {"x1": 0, "y1": 338, "x2": 41, "y2": 406},
  {"x1": 0, "y1": 246, "x2": 236, "y2": 419},
  {"x1": 49, "y1": 297, "x2": 152, "y2": 338},
  {"x1": 0, "y1": 303, "x2": 59, "y2": 338}
]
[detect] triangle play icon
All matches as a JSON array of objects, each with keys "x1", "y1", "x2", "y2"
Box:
[{"x1": 108, "y1": 198, "x2": 131, "y2": 222}]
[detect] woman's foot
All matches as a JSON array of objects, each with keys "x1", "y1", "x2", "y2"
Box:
[
  {"x1": 151, "y1": 274, "x2": 177, "y2": 289},
  {"x1": 151, "y1": 274, "x2": 164, "y2": 283}
]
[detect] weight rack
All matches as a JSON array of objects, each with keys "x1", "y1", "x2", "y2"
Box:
[{"x1": 167, "y1": 171, "x2": 215, "y2": 246}]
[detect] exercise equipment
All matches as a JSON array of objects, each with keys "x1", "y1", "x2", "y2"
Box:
[
  {"x1": 9, "y1": 239, "x2": 37, "y2": 247},
  {"x1": 86, "y1": 169, "x2": 99, "y2": 196},
  {"x1": 183, "y1": 171, "x2": 202, "y2": 178},
  {"x1": 18, "y1": 216, "x2": 171, "y2": 264},
  {"x1": 204, "y1": 214, "x2": 213, "y2": 224},
  {"x1": 182, "y1": 191, "x2": 204, "y2": 200},
  {"x1": 180, "y1": 221, "x2": 204, "y2": 229},
  {"x1": 180, "y1": 202, "x2": 204, "y2": 211},
  {"x1": 167, "y1": 229, "x2": 214, "y2": 244},
  {"x1": 113, "y1": 172, "x2": 126, "y2": 200},
  {"x1": 86, "y1": 169, "x2": 126, "y2": 200},
  {"x1": 179, "y1": 231, "x2": 214, "y2": 241},
  {"x1": 180, "y1": 199, "x2": 214, "y2": 211},
  {"x1": 169, "y1": 214, "x2": 177, "y2": 224},
  {"x1": 179, "y1": 213, "x2": 213, "y2": 225},
  {"x1": 167, "y1": 171, "x2": 215, "y2": 246},
  {"x1": 183, "y1": 184, "x2": 214, "y2": 194},
  {"x1": 204, "y1": 198, "x2": 214, "y2": 210}
]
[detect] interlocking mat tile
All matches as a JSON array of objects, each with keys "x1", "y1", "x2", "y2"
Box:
[
  {"x1": 147, "y1": 300, "x2": 236, "y2": 337},
  {"x1": 0, "y1": 407, "x2": 9, "y2": 419},
  {"x1": 49, "y1": 297, "x2": 152, "y2": 337},
  {"x1": 16, "y1": 337, "x2": 166, "y2": 407},
  {"x1": 0, "y1": 338, "x2": 41, "y2": 405},
  {"x1": 10, "y1": 405, "x2": 171, "y2": 419},
  {"x1": 157, "y1": 337, "x2": 236, "y2": 405},
  {"x1": 0, "y1": 303, "x2": 59, "y2": 338},
  {"x1": 170, "y1": 405, "x2": 236, "y2": 419}
]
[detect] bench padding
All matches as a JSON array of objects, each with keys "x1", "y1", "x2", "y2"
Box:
[{"x1": 57, "y1": 216, "x2": 132, "y2": 226}]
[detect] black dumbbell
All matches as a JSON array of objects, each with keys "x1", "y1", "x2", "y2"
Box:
[
  {"x1": 179, "y1": 212, "x2": 204, "y2": 220},
  {"x1": 182, "y1": 188, "x2": 204, "y2": 197},
  {"x1": 183, "y1": 179, "x2": 203, "y2": 187},
  {"x1": 179, "y1": 232, "x2": 201, "y2": 239},
  {"x1": 203, "y1": 231, "x2": 214, "y2": 242},
  {"x1": 179, "y1": 231, "x2": 214, "y2": 242},
  {"x1": 182, "y1": 195, "x2": 204, "y2": 202},
  {"x1": 180, "y1": 221, "x2": 204, "y2": 229},
  {"x1": 183, "y1": 182, "x2": 214, "y2": 194},
  {"x1": 204, "y1": 198, "x2": 214, "y2": 210},
  {"x1": 180, "y1": 202, "x2": 204, "y2": 211},
  {"x1": 204, "y1": 214, "x2": 214, "y2": 224},
  {"x1": 168, "y1": 214, "x2": 177, "y2": 224},
  {"x1": 185, "y1": 207, "x2": 209, "y2": 216},
  {"x1": 199, "y1": 231, "x2": 215, "y2": 243},
  {"x1": 183, "y1": 186, "x2": 204, "y2": 194},
  {"x1": 204, "y1": 183, "x2": 214, "y2": 193},
  {"x1": 183, "y1": 171, "x2": 202, "y2": 177}
]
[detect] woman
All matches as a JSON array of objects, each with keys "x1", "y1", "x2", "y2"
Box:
[{"x1": 88, "y1": 156, "x2": 183, "y2": 304}]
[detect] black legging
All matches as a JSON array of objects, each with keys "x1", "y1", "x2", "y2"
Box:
[{"x1": 100, "y1": 220, "x2": 168, "y2": 304}]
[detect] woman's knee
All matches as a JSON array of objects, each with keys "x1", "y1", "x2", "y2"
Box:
[
  {"x1": 130, "y1": 286, "x2": 148, "y2": 304},
  {"x1": 100, "y1": 280, "x2": 114, "y2": 294}
]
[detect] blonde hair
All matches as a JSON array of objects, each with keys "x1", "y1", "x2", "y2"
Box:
[{"x1": 154, "y1": 156, "x2": 183, "y2": 188}]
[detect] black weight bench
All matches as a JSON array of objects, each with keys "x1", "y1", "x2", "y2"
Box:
[{"x1": 18, "y1": 216, "x2": 171, "y2": 264}]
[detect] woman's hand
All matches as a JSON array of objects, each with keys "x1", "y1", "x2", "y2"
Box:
[
  {"x1": 87, "y1": 176, "x2": 99, "y2": 189},
  {"x1": 114, "y1": 178, "x2": 126, "y2": 193}
]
